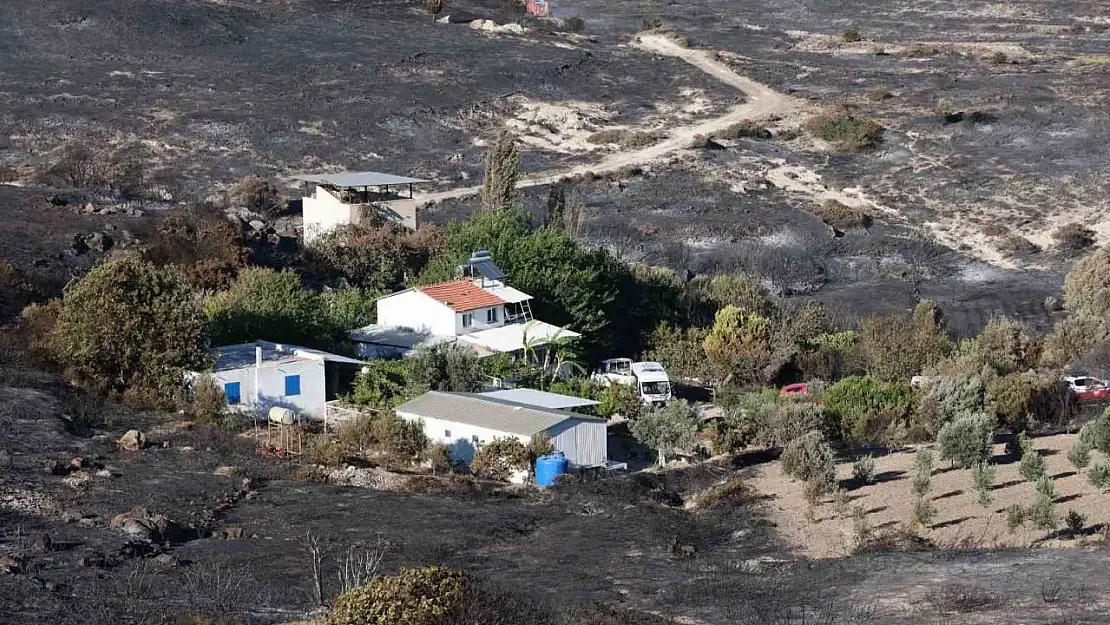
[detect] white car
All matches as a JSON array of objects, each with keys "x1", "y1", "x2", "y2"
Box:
[
  {"x1": 1064, "y1": 375, "x2": 1110, "y2": 401},
  {"x1": 592, "y1": 358, "x2": 672, "y2": 406}
]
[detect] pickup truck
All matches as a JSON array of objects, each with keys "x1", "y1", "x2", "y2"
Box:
[{"x1": 1064, "y1": 376, "x2": 1110, "y2": 402}]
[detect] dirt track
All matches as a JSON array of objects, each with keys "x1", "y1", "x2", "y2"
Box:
[{"x1": 413, "y1": 33, "x2": 809, "y2": 205}]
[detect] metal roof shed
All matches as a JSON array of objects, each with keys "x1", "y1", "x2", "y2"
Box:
[{"x1": 479, "y1": 388, "x2": 600, "y2": 410}]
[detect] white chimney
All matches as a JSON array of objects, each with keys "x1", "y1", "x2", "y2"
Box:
[{"x1": 255, "y1": 345, "x2": 263, "y2": 368}]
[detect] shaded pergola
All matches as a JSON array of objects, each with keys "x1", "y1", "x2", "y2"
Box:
[{"x1": 293, "y1": 171, "x2": 429, "y2": 204}]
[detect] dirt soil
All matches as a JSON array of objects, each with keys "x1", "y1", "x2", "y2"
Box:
[{"x1": 747, "y1": 433, "x2": 1110, "y2": 559}]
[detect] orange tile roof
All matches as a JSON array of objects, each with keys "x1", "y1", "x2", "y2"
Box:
[{"x1": 418, "y1": 279, "x2": 505, "y2": 312}]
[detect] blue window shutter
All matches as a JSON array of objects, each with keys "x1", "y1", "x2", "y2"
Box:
[
  {"x1": 224, "y1": 382, "x2": 241, "y2": 405},
  {"x1": 284, "y1": 375, "x2": 301, "y2": 396}
]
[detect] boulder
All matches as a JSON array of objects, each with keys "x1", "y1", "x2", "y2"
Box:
[
  {"x1": 213, "y1": 465, "x2": 243, "y2": 478},
  {"x1": 110, "y1": 506, "x2": 192, "y2": 544},
  {"x1": 248, "y1": 219, "x2": 266, "y2": 231},
  {"x1": 220, "y1": 526, "x2": 245, "y2": 540},
  {"x1": 117, "y1": 430, "x2": 145, "y2": 451},
  {"x1": 0, "y1": 554, "x2": 24, "y2": 574},
  {"x1": 43, "y1": 459, "x2": 68, "y2": 476}
]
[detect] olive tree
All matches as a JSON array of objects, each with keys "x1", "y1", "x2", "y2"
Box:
[{"x1": 631, "y1": 400, "x2": 699, "y2": 466}]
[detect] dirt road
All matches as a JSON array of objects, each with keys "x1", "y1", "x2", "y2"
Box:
[{"x1": 413, "y1": 34, "x2": 808, "y2": 205}]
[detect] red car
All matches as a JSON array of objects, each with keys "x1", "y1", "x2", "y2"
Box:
[
  {"x1": 1065, "y1": 376, "x2": 1110, "y2": 401},
  {"x1": 779, "y1": 382, "x2": 809, "y2": 397}
]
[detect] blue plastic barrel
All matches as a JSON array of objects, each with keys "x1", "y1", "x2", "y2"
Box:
[{"x1": 535, "y1": 452, "x2": 568, "y2": 486}]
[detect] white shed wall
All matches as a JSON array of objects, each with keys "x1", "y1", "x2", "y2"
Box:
[
  {"x1": 302, "y1": 186, "x2": 358, "y2": 245},
  {"x1": 212, "y1": 359, "x2": 327, "y2": 419},
  {"x1": 547, "y1": 419, "x2": 608, "y2": 467},
  {"x1": 397, "y1": 412, "x2": 529, "y2": 465},
  {"x1": 376, "y1": 290, "x2": 456, "y2": 336}
]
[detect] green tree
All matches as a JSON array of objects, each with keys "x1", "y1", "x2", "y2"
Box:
[
  {"x1": 986, "y1": 371, "x2": 1074, "y2": 433},
  {"x1": 823, "y1": 376, "x2": 915, "y2": 445},
  {"x1": 480, "y1": 131, "x2": 519, "y2": 211},
  {"x1": 49, "y1": 256, "x2": 208, "y2": 407},
  {"x1": 936, "y1": 412, "x2": 993, "y2": 469},
  {"x1": 1017, "y1": 434, "x2": 1047, "y2": 482},
  {"x1": 645, "y1": 322, "x2": 713, "y2": 382},
  {"x1": 972, "y1": 462, "x2": 995, "y2": 507},
  {"x1": 408, "y1": 343, "x2": 485, "y2": 393},
  {"x1": 596, "y1": 382, "x2": 644, "y2": 421},
  {"x1": 307, "y1": 222, "x2": 444, "y2": 292},
  {"x1": 860, "y1": 300, "x2": 951, "y2": 381},
  {"x1": 1040, "y1": 312, "x2": 1109, "y2": 369},
  {"x1": 974, "y1": 317, "x2": 1041, "y2": 375},
  {"x1": 205, "y1": 267, "x2": 334, "y2": 348},
  {"x1": 703, "y1": 305, "x2": 773, "y2": 384},
  {"x1": 351, "y1": 359, "x2": 418, "y2": 410},
  {"x1": 320, "y1": 287, "x2": 381, "y2": 332},
  {"x1": 781, "y1": 431, "x2": 836, "y2": 498},
  {"x1": 914, "y1": 376, "x2": 985, "y2": 440},
  {"x1": 630, "y1": 400, "x2": 699, "y2": 465},
  {"x1": 1063, "y1": 246, "x2": 1110, "y2": 315},
  {"x1": 470, "y1": 437, "x2": 531, "y2": 481}
]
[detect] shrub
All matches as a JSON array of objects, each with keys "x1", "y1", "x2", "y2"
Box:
[
  {"x1": 644, "y1": 323, "x2": 714, "y2": 383},
  {"x1": 424, "y1": 443, "x2": 452, "y2": 475},
  {"x1": 823, "y1": 376, "x2": 915, "y2": 445},
  {"x1": 1018, "y1": 435, "x2": 1047, "y2": 482},
  {"x1": 471, "y1": 438, "x2": 531, "y2": 481},
  {"x1": 781, "y1": 431, "x2": 836, "y2": 496},
  {"x1": 1063, "y1": 247, "x2": 1110, "y2": 315},
  {"x1": 813, "y1": 199, "x2": 872, "y2": 229},
  {"x1": 304, "y1": 435, "x2": 348, "y2": 467},
  {"x1": 989, "y1": 51, "x2": 1008, "y2": 64},
  {"x1": 1005, "y1": 504, "x2": 1027, "y2": 531},
  {"x1": 228, "y1": 175, "x2": 283, "y2": 215},
  {"x1": 852, "y1": 455, "x2": 876, "y2": 484},
  {"x1": 1079, "y1": 412, "x2": 1110, "y2": 454},
  {"x1": 1064, "y1": 509, "x2": 1085, "y2": 535},
  {"x1": 842, "y1": 27, "x2": 861, "y2": 42},
  {"x1": 630, "y1": 400, "x2": 699, "y2": 465},
  {"x1": 866, "y1": 88, "x2": 892, "y2": 101},
  {"x1": 718, "y1": 120, "x2": 772, "y2": 140},
  {"x1": 1087, "y1": 462, "x2": 1110, "y2": 491},
  {"x1": 936, "y1": 412, "x2": 993, "y2": 469},
  {"x1": 987, "y1": 372, "x2": 1073, "y2": 432},
  {"x1": 408, "y1": 343, "x2": 486, "y2": 394},
  {"x1": 526, "y1": 432, "x2": 556, "y2": 461},
  {"x1": 308, "y1": 222, "x2": 444, "y2": 292},
  {"x1": 187, "y1": 376, "x2": 229, "y2": 427},
  {"x1": 205, "y1": 268, "x2": 335, "y2": 348},
  {"x1": 1035, "y1": 474, "x2": 1058, "y2": 501},
  {"x1": 912, "y1": 497, "x2": 936, "y2": 528},
  {"x1": 972, "y1": 462, "x2": 995, "y2": 507},
  {"x1": 328, "y1": 566, "x2": 467, "y2": 625},
  {"x1": 49, "y1": 256, "x2": 208, "y2": 407},
  {"x1": 1067, "y1": 437, "x2": 1091, "y2": 471},
  {"x1": 805, "y1": 113, "x2": 884, "y2": 152},
  {"x1": 481, "y1": 132, "x2": 519, "y2": 211},
  {"x1": 1040, "y1": 313, "x2": 1109, "y2": 368},
  {"x1": 861, "y1": 301, "x2": 951, "y2": 382},
  {"x1": 703, "y1": 305, "x2": 774, "y2": 385},
  {"x1": 911, "y1": 448, "x2": 934, "y2": 497},
  {"x1": 1029, "y1": 488, "x2": 1057, "y2": 531},
  {"x1": 595, "y1": 382, "x2": 642, "y2": 421},
  {"x1": 586, "y1": 129, "x2": 665, "y2": 149},
  {"x1": 335, "y1": 412, "x2": 428, "y2": 464},
  {"x1": 1053, "y1": 223, "x2": 1096, "y2": 253},
  {"x1": 975, "y1": 317, "x2": 1042, "y2": 375},
  {"x1": 914, "y1": 376, "x2": 985, "y2": 440}
]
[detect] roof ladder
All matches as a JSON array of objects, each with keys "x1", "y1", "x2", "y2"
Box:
[{"x1": 519, "y1": 299, "x2": 534, "y2": 322}]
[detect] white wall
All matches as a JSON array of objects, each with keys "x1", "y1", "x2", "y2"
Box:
[
  {"x1": 302, "y1": 185, "x2": 357, "y2": 245},
  {"x1": 453, "y1": 305, "x2": 505, "y2": 335},
  {"x1": 376, "y1": 290, "x2": 456, "y2": 336},
  {"x1": 397, "y1": 412, "x2": 529, "y2": 465},
  {"x1": 212, "y1": 359, "x2": 327, "y2": 420}
]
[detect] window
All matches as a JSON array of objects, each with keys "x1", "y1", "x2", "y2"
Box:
[
  {"x1": 445, "y1": 429, "x2": 451, "y2": 438},
  {"x1": 284, "y1": 374, "x2": 301, "y2": 396},
  {"x1": 461, "y1": 313, "x2": 473, "y2": 328},
  {"x1": 486, "y1": 308, "x2": 498, "y2": 324},
  {"x1": 224, "y1": 382, "x2": 241, "y2": 405}
]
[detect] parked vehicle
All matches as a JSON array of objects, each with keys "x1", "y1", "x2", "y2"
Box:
[
  {"x1": 778, "y1": 382, "x2": 824, "y2": 405},
  {"x1": 592, "y1": 358, "x2": 672, "y2": 406},
  {"x1": 1064, "y1": 375, "x2": 1110, "y2": 401}
]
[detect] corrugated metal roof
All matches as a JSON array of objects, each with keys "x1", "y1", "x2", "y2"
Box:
[
  {"x1": 419, "y1": 279, "x2": 505, "y2": 312},
  {"x1": 396, "y1": 391, "x2": 603, "y2": 436},
  {"x1": 293, "y1": 171, "x2": 428, "y2": 188},
  {"x1": 480, "y1": 388, "x2": 599, "y2": 409}
]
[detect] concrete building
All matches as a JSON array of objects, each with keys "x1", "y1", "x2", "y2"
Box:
[
  {"x1": 294, "y1": 171, "x2": 428, "y2": 244},
  {"x1": 349, "y1": 251, "x2": 579, "y2": 361},
  {"x1": 199, "y1": 341, "x2": 366, "y2": 420},
  {"x1": 395, "y1": 391, "x2": 608, "y2": 467}
]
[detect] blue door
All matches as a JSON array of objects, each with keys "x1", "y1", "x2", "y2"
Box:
[
  {"x1": 224, "y1": 382, "x2": 241, "y2": 405},
  {"x1": 284, "y1": 375, "x2": 301, "y2": 396}
]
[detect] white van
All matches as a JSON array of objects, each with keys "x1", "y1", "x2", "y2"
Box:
[{"x1": 592, "y1": 358, "x2": 672, "y2": 406}]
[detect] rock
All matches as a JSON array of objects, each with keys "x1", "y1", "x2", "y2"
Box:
[
  {"x1": 248, "y1": 219, "x2": 266, "y2": 231},
  {"x1": 110, "y1": 506, "x2": 192, "y2": 544},
  {"x1": 44, "y1": 459, "x2": 68, "y2": 476},
  {"x1": 85, "y1": 233, "x2": 113, "y2": 253},
  {"x1": 0, "y1": 448, "x2": 11, "y2": 467},
  {"x1": 35, "y1": 534, "x2": 53, "y2": 553},
  {"x1": 94, "y1": 469, "x2": 113, "y2": 478},
  {"x1": 154, "y1": 553, "x2": 179, "y2": 567},
  {"x1": 0, "y1": 554, "x2": 24, "y2": 574},
  {"x1": 220, "y1": 526, "x2": 245, "y2": 540},
  {"x1": 213, "y1": 466, "x2": 243, "y2": 478},
  {"x1": 240, "y1": 477, "x2": 254, "y2": 491},
  {"x1": 117, "y1": 430, "x2": 145, "y2": 451},
  {"x1": 70, "y1": 235, "x2": 90, "y2": 256},
  {"x1": 69, "y1": 457, "x2": 88, "y2": 471}
]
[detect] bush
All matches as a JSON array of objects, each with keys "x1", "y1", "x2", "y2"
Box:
[
  {"x1": 860, "y1": 301, "x2": 951, "y2": 382},
  {"x1": 408, "y1": 343, "x2": 486, "y2": 394},
  {"x1": 586, "y1": 129, "x2": 666, "y2": 149},
  {"x1": 975, "y1": 317, "x2": 1042, "y2": 375},
  {"x1": 336, "y1": 412, "x2": 428, "y2": 464},
  {"x1": 866, "y1": 88, "x2": 892, "y2": 101},
  {"x1": 813, "y1": 199, "x2": 872, "y2": 229},
  {"x1": 228, "y1": 175, "x2": 283, "y2": 215},
  {"x1": 1054, "y1": 223, "x2": 1096, "y2": 253},
  {"x1": 823, "y1": 376, "x2": 916, "y2": 446},
  {"x1": 1079, "y1": 412, "x2": 1110, "y2": 454},
  {"x1": 936, "y1": 413, "x2": 993, "y2": 469},
  {"x1": 912, "y1": 497, "x2": 936, "y2": 528},
  {"x1": 703, "y1": 305, "x2": 774, "y2": 385},
  {"x1": 805, "y1": 112, "x2": 884, "y2": 152},
  {"x1": 304, "y1": 435, "x2": 348, "y2": 467},
  {"x1": 1064, "y1": 509, "x2": 1085, "y2": 535},
  {"x1": 48, "y1": 256, "x2": 208, "y2": 407},
  {"x1": 470, "y1": 438, "x2": 531, "y2": 481},
  {"x1": 205, "y1": 268, "x2": 335, "y2": 348},
  {"x1": 1035, "y1": 474, "x2": 1058, "y2": 501},
  {"x1": 911, "y1": 448, "x2": 934, "y2": 497},
  {"x1": 630, "y1": 400, "x2": 699, "y2": 466},
  {"x1": 717, "y1": 119, "x2": 772, "y2": 140},
  {"x1": 187, "y1": 376, "x2": 229, "y2": 428},
  {"x1": 914, "y1": 376, "x2": 985, "y2": 441},
  {"x1": 842, "y1": 27, "x2": 861, "y2": 42},
  {"x1": 1087, "y1": 462, "x2": 1110, "y2": 491},
  {"x1": 307, "y1": 222, "x2": 444, "y2": 292},
  {"x1": 1017, "y1": 435, "x2": 1047, "y2": 482},
  {"x1": 1029, "y1": 487, "x2": 1057, "y2": 531},
  {"x1": 987, "y1": 371, "x2": 1074, "y2": 432},
  {"x1": 595, "y1": 382, "x2": 643, "y2": 421},
  {"x1": 781, "y1": 431, "x2": 836, "y2": 495},
  {"x1": 972, "y1": 462, "x2": 995, "y2": 507},
  {"x1": 328, "y1": 566, "x2": 468, "y2": 625},
  {"x1": 852, "y1": 454, "x2": 876, "y2": 484},
  {"x1": 526, "y1": 432, "x2": 555, "y2": 460},
  {"x1": 1067, "y1": 437, "x2": 1091, "y2": 471},
  {"x1": 1063, "y1": 247, "x2": 1110, "y2": 315},
  {"x1": 1005, "y1": 504, "x2": 1027, "y2": 531},
  {"x1": 1040, "y1": 313, "x2": 1109, "y2": 368}
]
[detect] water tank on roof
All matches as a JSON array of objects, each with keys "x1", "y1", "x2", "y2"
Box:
[{"x1": 535, "y1": 452, "x2": 568, "y2": 487}]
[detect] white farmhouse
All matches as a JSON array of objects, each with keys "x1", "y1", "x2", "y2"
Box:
[
  {"x1": 396, "y1": 390, "x2": 607, "y2": 468},
  {"x1": 350, "y1": 251, "x2": 579, "y2": 361},
  {"x1": 293, "y1": 171, "x2": 428, "y2": 244},
  {"x1": 198, "y1": 341, "x2": 366, "y2": 421}
]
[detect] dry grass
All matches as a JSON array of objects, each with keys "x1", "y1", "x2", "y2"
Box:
[
  {"x1": 805, "y1": 113, "x2": 884, "y2": 152},
  {"x1": 586, "y1": 129, "x2": 667, "y2": 149},
  {"x1": 813, "y1": 199, "x2": 872, "y2": 229},
  {"x1": 747, "y1": 432, "x2": 1109, "y2": 558}
]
